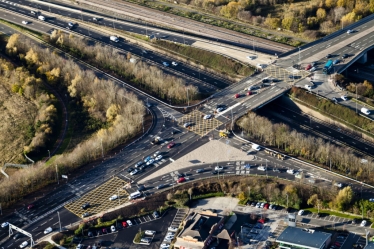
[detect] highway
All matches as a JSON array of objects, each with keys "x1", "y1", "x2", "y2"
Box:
[
  {"x1": 10, "y1": 0, "x2": 292, "y2": 55},
  {"x1": 0, "y1": 5, "x2": 231, "y2": 93}
]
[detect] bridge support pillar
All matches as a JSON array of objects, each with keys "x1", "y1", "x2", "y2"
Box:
[{"x1": 357, "y1": 52, "x2": 367, "y2": 64}]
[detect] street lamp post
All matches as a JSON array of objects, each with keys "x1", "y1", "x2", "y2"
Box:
[
  {"x1": 57, "y1": 211, "x2": 62, "y2": 232},
  {"x1": 298, "y1": 47, "x2": 301, "y2": 66},
  {"x1": 55, "y1": 165, "x2": 59, "y2": 185},
  {"x1": 241, "y1": 226, "x2": 243, "y2": 239}
]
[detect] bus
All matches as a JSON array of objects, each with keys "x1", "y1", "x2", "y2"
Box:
[
  {"x1": 323, "y1": 60, "x2": 333, "y2": 74},
  {"x1": 129, "y1": 191, "x2": 142, "y2": 200}
]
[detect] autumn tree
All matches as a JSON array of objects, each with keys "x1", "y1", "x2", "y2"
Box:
[
  {"x1": 220, "y1": 2, "x2": 241, "y2": 18},
  {"x1": 264, "y1": 17, "x2": 281, "y2": 29},
  {"x1": 333, "y1": 186, "x2": 354, "y2": 211}
]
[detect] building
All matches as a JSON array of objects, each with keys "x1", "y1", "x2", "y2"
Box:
[
  {"x1": 174, "y1": 210, "x2": 229, "y2": 249},
  {"x1": 276, "y1": 226, "x2": 332, "y2": 249}
]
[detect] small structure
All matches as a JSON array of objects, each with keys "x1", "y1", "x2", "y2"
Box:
[{"x1": 276, "y1": 227, "x2": 332, "y2": 249}]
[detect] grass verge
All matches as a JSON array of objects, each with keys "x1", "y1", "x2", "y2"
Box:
[{"x1": 304, "y1": 207, "x2": 361, "y2": 220}]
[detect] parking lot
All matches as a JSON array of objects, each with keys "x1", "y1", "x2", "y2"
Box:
[
  {"x1": 65, "y1": 177, "x2": 129, "y2": 218},
  {"x1": 177, "y1": 110, "x2": 222, "y2": 136}
]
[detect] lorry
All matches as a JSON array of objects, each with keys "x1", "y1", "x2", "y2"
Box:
[
  {"x1": 110, "y1": 36, "x2": 119, "y2": 42},
  {"x1": 38, "y1": 15, "x2": 45, "y2": 21},
  {"x1": 151, "y1": 136, "x2": 161, "y2": 145}
]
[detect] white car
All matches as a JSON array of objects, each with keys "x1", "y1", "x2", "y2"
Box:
[
  {"x1": 168, "y1": 226, "x2": 178, "y2": 232},
  {"x1": 146, "y1": 159, "x2": 155, "y2": 165},
  {"x1": 256, "y1": 63, "x2": 264, "y2": 69},
  {"x1": 257, "y1": 166, "x2": 266, "y2": 171},
  {"x1": 156, "y1": 155, "x2": 163, "y2": 161},
  {"x1": 127, "y1": 220, "x2": 133, "y2": 226},
  {"x1": 171, "y1": 61, "x2": 178, "y2": 66},
  {"x1": 44, "y1": 227, "x2": 52, "y2": 234},
  {"x1": 110, "y1": 225, "x2": 116, "y2": 232},
  {"x1": 21, "y1": 21, "x2": 29, "y2": 25},
  {"x1": 247, "y1": 56, "x2": 256, "y2": 60},
  {"x1": 298, "y1": 210, "x2": 304, "y2": 216},
  {"x1": 166, "y1": 232, "x2": 175, "y2": 236},
  {"x1": 309, "y1": 67, "x2": 316, "y2": 72},
  {"x1": 160, "y1": 244, "x2": 170, "y2": 249},
  {"x1": 341, "y1": 95, "x2": 348, "y2": 101},
  {"x1": 347, "y1": 29, "x2": 353, "y2": 34},
  {"x1": 215, "y1": 166, "x2": 223, "y2": 171},
  {"x1": 130, "y1": 169, "x2": 138, "y2": 175},
  {"x1": 216, "y1": 107, "x2": 224, "y2": 113},
  {"x1": 1, "y1": 222, "x2": 9, "y2": 228},
  {"x1": 145, "y1": 230, "x2": 156, "y2": 236},
  {"x1": 20, "y1": 241, "x2": 28, "y2": 248},
  {"x1": 369, "y1": 198, "x2": 374, "y2": 202},
  {"x1": 361, "y1": 220, "x2": 367, "y2": 227},
  {"x1": 162, "y1": 62, "x2": 169, "y2": 67},
  {"x1": 203, "y1": 114, "x2": 212, "y2": 120},
  {"x1": 109, "y1": 195, "x2": 118, "y2": 201},
  {"x1": 164, "y1": 235, "x2": 174, "y2": 241},
  {"x1": 305, "y1": 85, "x2": 312, "y2": 90},
  {"x1": 154, "y1": 151, "x2": 160, "y2": 157}
]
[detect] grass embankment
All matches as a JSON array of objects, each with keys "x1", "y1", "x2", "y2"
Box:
[{"x1": 155, "y1": 40, "x2": 254, "y2": 77}]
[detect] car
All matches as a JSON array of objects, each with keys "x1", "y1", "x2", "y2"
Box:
[
  {"x1": 251, "y1": 202, "x2": 257, "y2": 207},
  {"x1": 82, "y1": 212, "x2": 90, "y2": 218},
  {"x1": 361, "y1": 220, "x2": 367, "y2": 226},
  {"x1": 272, "y1": 205, "x2": 278, "y2": 210},
  {"x1": 309, "y1": 67, "x2": 316, "y2": 72},
  {"x1": 144, "y1": 156, "x2": 152, "y2": 163},
  {"x1": 165, "y1": 235, "x2": 174, "y2": 240},
  {"x1": 183, "y1": 122, "x2": 193, "y2": 128},
  {"x1": 256, "y1": 63, "x2": 264, "y2": 69},
  {"x1": 333, "y1": 59, "x2": 340, "y2": 65},
  {"x1": 156, "y1": 184, "x2": 166, "y2": 189},
  {"x1": 203, "y1": 114, "x2": 212, "y2": 120},
  {"x1": 166, "y1": 232, "x2": 175, "y2": 237},
  {"x1": 127, "y1": 220, "x2": 133, "y2": 226},
  {"x1": 76, "y1": 244, "x2": 83, "y2": 249},
  {"x1": 1, "y1": 222, "x2": 9, "y2": 228},
  {"x1": 273, "y1": 168, "x2": 280, "y2": 173},
  {"x1": 130, "y1": 169, "x2": 139, "y2": 175},
  {"x1": 81, "y1": 203, "x2": 90, "y2": 209},
  {"x1": 246, "y1": 91, "x2": 253, "y2": 96},
  {"x1": 342, "y1": 54, "x2": 349, "y2": 59},
  {"x1": 269, "y1": 204, "x2": 273, "y2": 209},
  {"x1": 146, "y1": 158, "x2": 155, "y2": 165},
  {"x1": 264, "y1": 203, "x2": 270, "y2": 209},
  {"x1": 44, "y1": 227, "x2": 53, "y2": 234},
  {"x1": 88, "y1": 231, "x2": 93, "y2": 237},
  {"x1": 145, "y1": 230, "x2": 156, "y2": 236},
  {"x1": 160, "y1": 243, "x2": 170, "y2": 249},
  {"x1": 153, "y1": 211, "x2": 160, "y2": 218},
  {"x1": 211, "y1": 170, "x2": 218, "y2": 174},
  {"x1": 288, "y1": 75, "x2": 295, "y2": 79},
  {"x1": 326, "y1": 54, "x2": 332, "y2": 58},
  {"x1": 127, "y1": 167, "x2": 134, "y2": 173},
  {"x1": 135, "y1": 161, "x2": 143, "y2": 168},
  {"x1": 260, "y1": 202, "x2": 265, "y2": 208},
  {"x1": 167, "y1": 142, "x2": 175, "y2": 149},
  {"x1": 21, "y1": 21, "x2": 29, "y2": 25},
  {"x1": 305, "y1": 64, "x2": 312, "y2": 70},
  {"x1": 298, "y1": 210, "x2": 304, "y2": 215},
  {"x1": 305, "y1": 85, "x2": 312, "y2": 91},
  {"x1": 215, "y1": 166, "x2": 223, "y2": 171},
  {"x1": 332, "y1": 97, "x2": 337, "y2": 102},
  {"x1": 110, "y1": 225, "x2": 116, "y2": 232},
  {"x1": 93, "y1": 17, "x2": 99, "y2": 21},
  {"x1": 109, "y1": 195, "x2": 118, "y2": 201},
  {"x1": 334, "y1": 242, "x2": 341, "y2": 247},
  {"x1": 141, "y1": 237, "x2": 152, "y2": 243},
  {"x1": 216, "y1": 107, "x2": 225, "y2": 112},
  {"x1": 68, "y1": 22, "x2": 75, "y2": 27},
  {"x1": 27, "y1": 204, "x2": 34, "y2": 210},
  {"x1": 171, "y1": 61, "x2": 178, "y2": 66},
  {"x1": 20, "y1": 241, "x2": 28, "y2": 248},
  {"x1": 341, "y1": 95, "x2": 348, "y2": 101},
  {"x1": 13, "y1": 233, "x2": 22, "y2": 240},
  {"x1": 97, "y1": 230, "x2": 102, "y2": 235},
  {"x1": 247, "y1": 55, "x2": 256, "y2": 60},
  {"x1": 168, "y1": 226, "x2": 178, "y2": 232},
  {"x1": 177, "y1": 177, "x2": 186, "y2": 183},
  {"x1": 154, "y1": 151, "x2": 160, "y2": 157},
  {"x1": 196, "y1": 169, "x2": 204, "y2": 173},
  {"x1": 122, "y1": 221, "x2": 128, "y2": 227},
  {"x1": 156, "y1": 155, "x2": 163, "y2": 161},
  {"x1": 256, "y1": 202, "x2": 261, "y2": 208},
  {"x1": 234, "y1": 93, "x2": 240, "y2": 98},
  {"x1": 258, "y1": 166, "x2": 266, "y2": 171},
  {"x1": 97, "y1": 240, "x2": 103, "y2": 247},
  {"x1": 162, "y1": 62, "x2": 169, "y2": 67},
  {"x1": 347, "y1": 29, "x2": 353, "y2": 34},
  {"x1": 102, "y1": 227, "x2": 107, "y2": 234},
  {"x1": 311, "y1": 62, "x2": 317, "y2": 67}
]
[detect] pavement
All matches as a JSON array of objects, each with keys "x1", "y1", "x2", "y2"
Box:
[{"x1": 139, "y1": 140, "x2": 254, "y2": 183}]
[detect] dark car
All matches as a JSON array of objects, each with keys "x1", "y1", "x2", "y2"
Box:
[
  {"x1": 352, "y1": 218, "x2": 357, "y2": 224},
  {"x1": 342, "y1": 54, "x2": 349, "y2": 59},
  {"x1": 177, "y1": 173, "x2": 185, "y2": 178},
  {"x1": 13, "y1": 233, "x2": 22, "y2": 240},
  {"x1": 81, "y1": 203, "x2": 90, "y2": 209},
  {"x1": 98, "y1": 240, "x2": 103, "y2": 247},
  {"x1": 156, "y1": 184, "x2": 166, "y2": 189},
  {"x1": 326, "y1": 54, "x2": 332, "y2": 58},
  {"x1": 88, "y1": 231, "x2": 93, "y2": 237},
  {"x1": 153, "y1": 211, "x2": 160, "y2": 219},
  {"x1": 27, "y1": 204, "x2": 34, "y2": 210},
  {"x1": 251, "y1": 202, "x2": 257, "y2": 207},
  {"x1": 102, "y1": 228, "x2": 107, "y2": 234},
  {"x1": 97, "y1": 230, "x2": 102, "y2": 235},
  {"x1": 127, "y1": 167, "x2": 134, "y2": 173},
  {"x1": 211, "y1": 170, "x2": 218, "y2": 175},
  {"x1": 138, "y1": 185, "x2": 146, "y2": 191}
]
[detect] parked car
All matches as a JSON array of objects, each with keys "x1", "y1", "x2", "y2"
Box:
[
  {"x1": 177, "y1": 177, "x2": 186, "y2": 183},
  {"x1": 234, "y1": 93, "x2": 240, "y2": 98},
  {"x1": 162, "y1": 62, "x2": 169, "y2": 67},
  {"x1": 341, "y1": 95, "x2": 348, "y2": 101},
  {"x1": 153, "y1": 211, "x2": 160, "y2": 218},
  {"x1": 21, "y1": 20, "x2": 29, "y2": 25},
  {"x1": 82, "y1": 212, "x2": 90, "y2": 218},
  {"x1": 215, "y1": 166, "x2": 223, "y2": 171},
  {"x1": 342, "y1": 54, "x2": 349, "y2": 59},
  {"x1": 122, "y1": 221, "x2": 128, "y2": 227},
  {"x1": 127, "y1": 220, "x2": 133, "y2": 226},
  {"x1": 168, "y1": 226, "x2": 178, "y2": 232},
  {"x1": 110, "y1": 225, "x2": 116, "y2": 232},
  {"x1": 88, "y1": 231, "x2": 93, "y2": 237},
  {"x1": 109, "y1": 195, "x2": 118, "y2": 201},
  {"x1": 81, "y1": 203, "x2": 90, "y2": 209},
  {"x1": 183, "y1": 122, "x2": 193, "y2": 128},
  {"x1": 361, "y1": 220, "x2": 367, "y2": 226},
  {"x1": 141, "y1": 238, "x2": 152, "y2": 243},
  {"x1": 171, "y1": 61, "x2": 178, "y2": 66},
  {"x1": 196, "y1": 169, "x2": 204, "y2": 173},
  {"x1": 102, "y1": 228, "x2": 107, "y2": 234},
  {"x1": 145, "y1": 230, "x2": 156, "y2": 236},
  {"x1": 298, "y1": 210, "x2": 305, "y2": 215}
]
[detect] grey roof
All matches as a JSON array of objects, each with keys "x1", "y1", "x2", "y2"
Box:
[
  {"x1": 181, "y1": 214, "x2": 222, "y2": 242},
  {"x1": 277, "y1": 227, "x2": 331, "y2": 249}
]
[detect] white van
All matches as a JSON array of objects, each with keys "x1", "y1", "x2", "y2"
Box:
[
  {"x1": 38, "y1": 15, "x2": 45, "y2": 21},
  {"x1": 128, "y1": 191, "x2": 142, "y2": 200},
  {"x1": 361, "y1": 107, "x2": 370, "y2": 115},
  {"x1": 110, "y1": 36, "x2": 119, "y2": 42},
  {"x1": 252, "y1": 144, "x2": 260, "y2": 151}
]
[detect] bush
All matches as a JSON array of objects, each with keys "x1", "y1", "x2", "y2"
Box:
[
  {"x1": 192, "y1": 192, "x2": 225, "y2": 200},
  {"x1": 133, "y1": 231, "x2": 145, "y2": 243}
]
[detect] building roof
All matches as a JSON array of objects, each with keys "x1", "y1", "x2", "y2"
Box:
[
  {"x1": 276, "y1": 227, "x2": 331, "y2": 249},
  {"x1": 180, "y1": 213, "x2": 222, "y2": 242}
]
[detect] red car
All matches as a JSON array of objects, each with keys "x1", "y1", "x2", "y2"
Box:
[
  {"x1": 122, "y1": 221, "x2": 128, "y2": 228},
  {"x1": 27, "y1": 204, "x2": 34, "y2": 210},
  {"x1": 246, "y1": 91, "x2": 252, "y2": 96},
  {"x1": 102, "y1": 228, "x2": 107, "y2": 234},
  {"x1": 167, "y1": 142, "x2": 175, "y2": 149},
  {"x1": 234, "y1": 94, "x2": 240, "y2": 98},
  {"x1": 305, "y1": 64, "x2": 312, "y2": 70},
  {"x1": 177, "y1": 177, "x2": 186, "y2": 183},
  {"x1": 264, "y1": 203, "x2": 270, "y2": 209}
]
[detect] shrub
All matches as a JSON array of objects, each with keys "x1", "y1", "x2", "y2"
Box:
[{"x1": 133, "y1": 231, "x2": 145, "y2": 243}]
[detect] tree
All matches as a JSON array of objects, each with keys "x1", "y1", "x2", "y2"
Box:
[
  {"x1": 370, "y1": 0, "x2": 374, "y2": 13},
  {"x1": 333, "y1": 186, "x2": 354, "y2": 211},
  {"x1": 341, "y1": 11, "x2": 362, "y2": 26},
  {"x1": 238, "y1": 192, "x2": 246, "y2": 201},
  {"x1": 316, "y1": 8, "x2": 327, "y2": 21},
  {"x1": 334, "y1": 7, "x2": 346, "y2": 23},
  {"x1": 264, "y1": 17, "x2": 281, "y2": 29},
  {"x1": 325, "y1": 0, "x2": 336, "y2": 8},
  {"x1": 220, "y1": 2, "x2": 240, "y2": 18}
]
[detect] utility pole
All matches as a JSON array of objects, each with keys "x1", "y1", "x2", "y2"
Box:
[
  {"x1": 252, "y1": 39, "x2": 256, "y2": 54},
  {"x1": 266, "y1": 159, "x2": 268, "y2": 178},
  {"x1": 55, "y1": 165, "x2": 59, "y2": 185},
  {"x1": 355, "y1": 83, "x2": 358, "y2": 113},
  {"x1": 57, "y1": 211, "x2": 62, "y2": 232}
]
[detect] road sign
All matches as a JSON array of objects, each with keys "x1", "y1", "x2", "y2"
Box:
[{"x1": 62, "y1": 175, "x2": 68, "y2": 179}]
